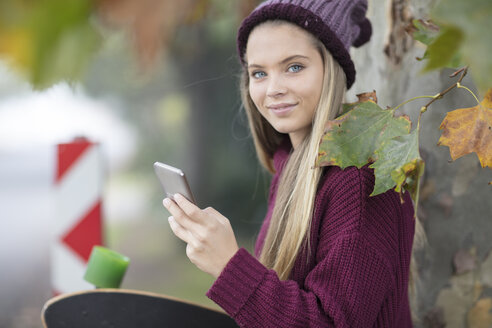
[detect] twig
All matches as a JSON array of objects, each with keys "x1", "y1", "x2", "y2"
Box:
[
  {"x1": 420, "y1": 66, "x2": 468, "y2": 114},
  {"x1": 456, "y1": 82, "x2": 480, "y2": 105},
  {"x1": 393, "y1": 95, "x2": 437, "y2": 112},
  {"x1": 449, "y1": 66, "x2": 466, "y2": 78}
]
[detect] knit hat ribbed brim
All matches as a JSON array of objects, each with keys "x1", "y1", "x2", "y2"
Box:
[{"x1": 237, "y1": 0, "x2": 372, "y2": 89}]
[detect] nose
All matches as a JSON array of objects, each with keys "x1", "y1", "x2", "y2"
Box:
[{"x1": 266, "y1": 74, "x2": 287, "y2": 98}]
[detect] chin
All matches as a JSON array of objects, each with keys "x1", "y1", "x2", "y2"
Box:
[
  {"x1": 272, "y1": 126, "x2": 294, "y2": 134},
  {"x1": 269, "y1": 122, "x2": 296, "y2": 134}
]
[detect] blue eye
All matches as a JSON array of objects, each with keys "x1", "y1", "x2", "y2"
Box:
[
  {"x1": 252, "y1": 71, "x2": 266, "y2": 79},
  {"x1": 288, "y1": 64, "x2": 303, "y2": 73}
]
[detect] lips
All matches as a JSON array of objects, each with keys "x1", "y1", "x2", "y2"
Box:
[{"x1": 267, "y1": 103, "x2": 298, "y2": 116}]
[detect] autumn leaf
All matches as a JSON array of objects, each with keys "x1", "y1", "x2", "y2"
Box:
[
  {"x1": 369, "y1": 128, "x2": 423, "y2": 200},
  {"x1": 340, "y1": 90, "x2": 378, "y2": 116},
  {"x1": 355, "y1": 90, "x2": 378, "y2": 104},
  {"x1": 185, "y1": 0, "x2": 212, "y2": 24},
  {"x1": 316, "y1": 101, "x2": 411, "y2": 169},
  {"x1": 392, "y1": 158, "x2": 424, "y2": 199},
  {"x1": 96, "y1": 0, "x2": 211, "y2": 68},
  {"x1": 435, "y1": 271, "x2": 482, "y2": 327},
  {"x1": 435, "y1": 247, "x2": 492, "y2": 328},
  {"x1": 438, "y1": 88, "x2": 492, "y2": 169},
  {"x1": 467, "y1": 298, "x2": 492, "y2": 328}
]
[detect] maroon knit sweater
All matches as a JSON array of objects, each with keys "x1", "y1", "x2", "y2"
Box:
[{"x1": 207, "y1": 139, "x2": 415, "y2": 327}]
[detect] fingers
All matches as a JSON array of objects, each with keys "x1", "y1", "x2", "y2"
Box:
[
  {"x1": 163, "y1": 197, "x2": 199, "y2": 232},
  {"x1": 168, "y1": 216, "x2": 192, "y2": 244},
  {"x1": 168, "y1": 216, "x2": 204, "y2": 252},
  {"x1": 163, "y1": 195, "x2": 225, "y2": 244},
  {"x1": 204, "y1": 206, "x2": 228, "y2": 225},
  {"x1": 173, "y1": 193, "x2": 204, "y2": 220}
]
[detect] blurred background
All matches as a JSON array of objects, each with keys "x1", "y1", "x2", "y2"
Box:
[{"x1": 0, "y1": 0, "x2": 491, "y2": 327}]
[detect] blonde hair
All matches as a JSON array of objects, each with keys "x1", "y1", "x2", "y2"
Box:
[
  {"x1": 241, "y1": 20, "x2": 346, "y2": 279},
  {"x1": 240, "y1": 19, "x2": 425, "y2": 319}
]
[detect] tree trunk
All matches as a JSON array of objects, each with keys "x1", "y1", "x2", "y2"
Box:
[{"x1": 351, "y1": 1, "x2": 492, "y2": 327}]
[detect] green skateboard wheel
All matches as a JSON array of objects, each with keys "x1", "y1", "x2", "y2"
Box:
[{"x1": 84, "y1": 246, "x2": 130, "y2": 288}]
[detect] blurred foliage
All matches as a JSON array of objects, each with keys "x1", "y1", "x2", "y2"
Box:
[
  {"x1": 0, "y1": 0, "x2": 100, "y2": 89},
  {"x1": 409, "y1": 0, "x2": 492, "y2": 94},
  {"x1": 0, "y1": 0, "x2": 261, "y2": 89}
]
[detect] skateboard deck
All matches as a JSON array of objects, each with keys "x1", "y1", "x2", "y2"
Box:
[{"x1": 41, "y1": 288, "x2": 238, "y2": 328}]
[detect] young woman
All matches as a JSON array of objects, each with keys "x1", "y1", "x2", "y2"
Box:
[{"x1": 163, "y1": 1, "x2": 418, "y2": 327}]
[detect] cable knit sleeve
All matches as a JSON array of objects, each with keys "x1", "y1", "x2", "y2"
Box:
[{"x1": 206, "y1": 166, "x2": 397, "y2": 328}]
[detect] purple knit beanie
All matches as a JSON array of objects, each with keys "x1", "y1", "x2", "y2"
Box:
[{"x1": 237, "y1": 0, "x2": 372, "y2": 89}]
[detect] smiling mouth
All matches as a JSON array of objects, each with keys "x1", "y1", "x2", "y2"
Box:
[{"x1": 267, "y1": 103, "x2": 298, "y2": 114}]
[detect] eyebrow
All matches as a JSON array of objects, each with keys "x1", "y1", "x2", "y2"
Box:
[{"x1": 247, "y1": 55, "x2": 310, "y2": 69}]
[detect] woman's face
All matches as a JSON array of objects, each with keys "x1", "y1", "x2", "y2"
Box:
[{"x1": 246, "y1": 22, "x2": 324, "y2": 149}]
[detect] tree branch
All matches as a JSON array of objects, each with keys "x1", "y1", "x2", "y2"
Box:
[{"x1": 420, "y1": 66, "x2": 468, "y2": 113}]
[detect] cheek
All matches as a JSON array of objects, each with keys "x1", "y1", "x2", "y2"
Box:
[
  {"x1": 298, "y1": 85, "x2": 320, "y2": 109},
  {"x1": 249, "y1": 84, "x2": 263, "y2": 109},
  {"x1": 300, "y1": 75, "x2": 323, "y2": 109}
]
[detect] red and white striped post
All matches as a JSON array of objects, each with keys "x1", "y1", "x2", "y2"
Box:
[{"x1": 51, "y1": 137, "x2": 105, "y2": 295}]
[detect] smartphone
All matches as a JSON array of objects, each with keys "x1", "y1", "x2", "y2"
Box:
[{"x1": 153, "y1": 162, "x2": 196, "y2": 204}]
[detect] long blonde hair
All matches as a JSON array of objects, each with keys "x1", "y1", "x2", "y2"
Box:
[{"x1": 240, "y1": 19, "x2": 425, "y2": 319}]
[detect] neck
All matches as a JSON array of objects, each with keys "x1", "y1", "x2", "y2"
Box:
[{"x1": 289, "y1": 132, "x2": 306, "y2": 150}]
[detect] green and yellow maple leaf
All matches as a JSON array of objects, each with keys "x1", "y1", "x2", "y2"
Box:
[
  {"x1": 316, "y1": 101, "x2": 411, "y2": 169},
  {"x1": 317, "y1": 100, "x2": 427, "y2": 205},
  {"x1": 370, "y1": 128, "x2": 424, "y2": 202}
]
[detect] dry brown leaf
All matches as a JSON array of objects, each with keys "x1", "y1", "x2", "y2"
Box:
[
  {"x1": 435, "y1": 271, "x2": 482, "y2": 328},
  {"x1": 435, "y1": 286, "x2": 469, "y2": 328},
  {"x1": 185, "y1": 0, "x2": 211, "y2": 24},
  {"x1": 438, "y1": 88, "x2": 492, "y2": 169},
  {"x1": 239, "y1": 0, "x2": 262, "y2": 20},
  {"x1": 96, "y1": 0, "x2": 205, "y2": 68},
  {"x1": 467, "y1": 298, "x2": 492, "y2": 328},
  {"x1": 356, "y1": 90, "x2": 378, "y2": 104}
]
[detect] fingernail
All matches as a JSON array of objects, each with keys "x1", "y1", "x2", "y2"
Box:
[
  {"x1": 174, "y1": 193, "x2": 181, "y2": 201},
  {"x1": 163, "y1": 198, "x2": 170, "y2": 207},
  {"x1": 168, "y1": 216, "x2": 174, "y2": 223}
]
